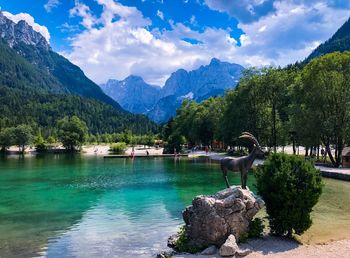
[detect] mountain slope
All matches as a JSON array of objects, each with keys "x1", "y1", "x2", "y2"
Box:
[
  {"x1": 0, "y1": 11, "x2": 121, "y2": 109},
  {"x1": 100, "y1": 76, "x2": 161, "y2": 114},
  {"x1": 306, "y1": 17, "x2": 350, "y2": 61}
]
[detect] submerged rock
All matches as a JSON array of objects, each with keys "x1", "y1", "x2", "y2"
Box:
[{"x1": 182, "y1": 186, "x2": 264, "y2": 249}]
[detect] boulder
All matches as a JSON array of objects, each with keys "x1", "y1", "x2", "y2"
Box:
[
  {"x1": 182, "y1": 186, "x2": 264, "y2": 249},
  {"x1": 201, "y1": 245, "x2": 217, "y2": 255},
  {"x1": 219, "y1": 234, "x2": 239, "y2": 257}
]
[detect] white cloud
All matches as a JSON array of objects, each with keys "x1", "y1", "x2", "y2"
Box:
[
  {"x1": 236, "y1": 1, "x2": 350, "y2": 66},
  {"x1": 44, "y1": 0, "x2": 60, "y2": 12},
  {"x1": 204, "y1": 0, "x2": 275, "y2": 23},
  {"x1": 190, "y1": 15, "x2": 197, "y2": 25},
  {"x1": 65, "y1": 0, "x2": 237, "y2": 85},
  {"x1": 157, "y1": 10, "x2": 164, "y2": 20},
  {"x1": 3, "y1": 11, "x2": 50, "y2": 42},
  {"x1": 64, "y1": 0, "x2": 350, "y2": 86},
  {"x1": 69, "y1": 1, "x2": 97, "y2": 29}
]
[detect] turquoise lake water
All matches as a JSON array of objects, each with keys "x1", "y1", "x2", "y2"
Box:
[{"x1": 0, "y1": 155, "x2": 349, "y2": 257}]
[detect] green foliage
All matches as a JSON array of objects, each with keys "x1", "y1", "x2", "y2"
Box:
[
  {"x1": 34, "y1": 133, "x2": 47, "y2": 152},
  {"x1": 0, "y1": 127, "x2": 14, "y2": 151},
  {"x1": 248, "y1": 218, "x2": 265, "y2": 238},
  {"x1": 238, "y1": 218, "x2": 265, "y2": 243},
  {"x1": 57, "y1": 116, "x2": 88, "y2": 151},
  {"x1": 292, "y1": 52, "x2": 350, "y2": 167},
  {"x1": 110, "y1": 142, "x2": 127, "y2": 154},
  {"x1": 173, "y1": 226, "x2": 203, "y2": 254},
  {"x1": 255, "y1": 153, "x2": 323, "y2": 236},
  {"x1": 0, "y1": 85, "x2": 158, "y2": 135},
  {"x1": 12, "y1": 125, "x2": 33, "y2": 152},
  {"x1": 238, "y1": 232, "x2": 249, "y2": 243}
]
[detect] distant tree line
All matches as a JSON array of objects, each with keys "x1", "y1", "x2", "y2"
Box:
[
  {"x1": 163, "y1": 52, "x2": 350, "y2": 167},
  {"x1": 0, "y1": 116, "x2": 158, "y2": 153}
]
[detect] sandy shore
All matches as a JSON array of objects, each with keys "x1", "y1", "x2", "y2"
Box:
[
  {"x1": 8, "y1": 145, "x2": 164, "y2": 156},
  {"x1": 174, "y1": 236, "x2": 350, "y2": 258}
]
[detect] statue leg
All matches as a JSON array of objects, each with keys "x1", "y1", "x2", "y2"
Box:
[
  {"x1": 222, "y1": 168, "x2": 230, "y2": 188},
  {"x1": 242, "y1": 171, "x2": 248, "y2": 189}
]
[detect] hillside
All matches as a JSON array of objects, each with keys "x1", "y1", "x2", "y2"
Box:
[{"x1": 306, "y1": 17, "x2": 350, "y2": 61}]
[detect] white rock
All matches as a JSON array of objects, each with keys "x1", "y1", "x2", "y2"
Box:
[{"x1": 219, "y1": 234, "x2": 239, "y2": 257}]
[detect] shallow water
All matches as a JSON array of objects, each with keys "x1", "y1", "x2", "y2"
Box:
[{"x1": 0, "y1": 155, "x2": 348, "y2": 257}]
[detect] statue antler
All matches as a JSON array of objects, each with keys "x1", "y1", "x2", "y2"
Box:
[{"x1": 239, "y1": 132, "x2": 261, "y2": 147}]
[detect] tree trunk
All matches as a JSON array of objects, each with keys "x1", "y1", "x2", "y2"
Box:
[
  {"x1": 292, "y1": 139, "x2": 296, "y2": 155},
  {"x1": 325, "y1": 144, "x2": 338, "y2": 167},
  {"x1": 272, "y1": 102, "x2": 277, "y2": 153},
  {"x1": 336, "y1": 139, "x2": 343, "y2": 167}
]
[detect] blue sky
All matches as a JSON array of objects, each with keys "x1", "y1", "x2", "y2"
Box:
[{"x1": 1, "y1": 0, "x2": 350, "y2": 85}]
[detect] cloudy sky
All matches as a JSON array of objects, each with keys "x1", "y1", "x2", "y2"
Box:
[{"x1": 1, "y1": 0, "x2": 350, "y2": 85}]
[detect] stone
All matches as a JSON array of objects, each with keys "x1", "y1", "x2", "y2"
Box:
[
  {"x1": 156, "y1": 251, "x2": 173, "y2": 258},
  {"x1": 181, "y1": 186, "x2": 264, "y2": 249},
  {"x1": 219, "y1": 235, "x2": 239, "y2": 257},
  {"x1": 201, "y1": 245, "x2": 217, "y2": 255},
  {"x1": 236, "y1": 248, "x2": 253, "y2": 257}
]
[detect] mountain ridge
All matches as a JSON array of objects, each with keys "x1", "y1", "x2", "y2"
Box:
[{"x1": 101, "y1": 58, "x2": 244, "y2": 123}]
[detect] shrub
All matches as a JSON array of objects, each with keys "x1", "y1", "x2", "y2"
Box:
[
  {"x1": 34, "y1": 134, "x2": 47, "y2": 152},
  {"x1": 172, "y1": 226, "x2": 204, "y2": 254},
  {"x1": 255, "y1": 153, "x2": 323, "y2": 237},
  {"x1": 110, "y1": 142, "x2": 127, "y2": 154},
  {"x1": 248, "y1": 218, "x2": 265, "y2": 238}
]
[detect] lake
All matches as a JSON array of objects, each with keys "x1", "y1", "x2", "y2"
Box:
[{"x1": 0, "y1": 155, "x2": 349, "y2": 257}]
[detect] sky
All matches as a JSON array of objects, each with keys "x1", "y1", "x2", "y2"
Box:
[{"x1": 0, "y1": 0, "x2": 350, "y2": 86}]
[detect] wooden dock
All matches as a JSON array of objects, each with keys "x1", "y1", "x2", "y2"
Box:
[{"x1": 103, "y1": 154, "x2": 188, "y2": 158}]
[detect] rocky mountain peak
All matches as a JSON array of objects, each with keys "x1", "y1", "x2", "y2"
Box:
[
  {"x1": 0, "y1": 11, "x2": 50, "y2": 50},
  {"x1": 209, "y1": 57, "x2": 221, "y2": 66},
  {"x1": 125, "y1": 75, "x2": 145, "y2": 83}
]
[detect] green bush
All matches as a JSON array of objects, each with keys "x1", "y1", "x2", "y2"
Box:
[
  {"x1": 255, "y1": 153, "x2": 323, "y2": 237},
  {"x1": 34, "y1": 134, "x2": 47, "y2": 152},
  {"x1": 172, "y1": 226, "x2": 204, "y2": 254},
  {"x1": 110, "y1": 142, "x2": 127, "y2": 154},
  {"x1": 248, "y1": 218, "x2": 265, "y2": 238}
]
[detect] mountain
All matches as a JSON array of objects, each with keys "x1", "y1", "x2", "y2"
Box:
[
  {"x1": 100, "y1": 75, "x2": 161, "y2": 114},
  {"x1": 306, "y1": 17, "x2": 350, "y2": 61},
  {"x1": 161, "y1": 58, "x2": 244, "y2": 100},
  {"x1": 101, "y1": 58, "x2": 244, "y2": 123},
  {"x1": 0, "y1": 12, "x2": 157, "y2": 134},
  {"x1": 0, "y1": 11, "x2": 121, "y2": 109}
]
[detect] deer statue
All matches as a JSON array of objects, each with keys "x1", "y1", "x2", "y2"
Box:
[{"x1": 220, "y1": 132, "x2": 264, "y2": 189}]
